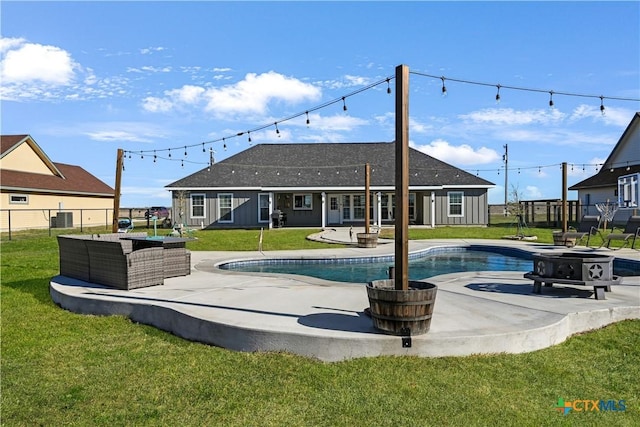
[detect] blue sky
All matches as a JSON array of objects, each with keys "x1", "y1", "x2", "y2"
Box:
[{"x1": 2, "y1": 1, "x2": 639, "y2": 208}]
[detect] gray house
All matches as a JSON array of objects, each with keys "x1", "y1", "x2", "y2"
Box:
[{"x1": 166, "y1": 142, "x2": 494, "y2": 229}]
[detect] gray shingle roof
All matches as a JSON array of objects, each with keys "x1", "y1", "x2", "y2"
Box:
[
  {"x1": 166, "y1": 142, "x2": 494, "y2": 189},
  {"x1": 569, "y1": 164, "x2": 640, "y2": 190}
]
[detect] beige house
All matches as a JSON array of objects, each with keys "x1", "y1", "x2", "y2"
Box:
[{"x1": 1, "y1": 134, "x2": 114, "y2": 231}]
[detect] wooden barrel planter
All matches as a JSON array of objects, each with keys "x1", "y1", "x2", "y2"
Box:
[
  {"x1": 366, "y1": 279, "x2": 437, "y2": 335},
  {"x1": 552, "y1": 231, "x2": 576, "y2": 247},
  {"x1": 357, "y1": 232, "x2": 378, "y2": 248}
]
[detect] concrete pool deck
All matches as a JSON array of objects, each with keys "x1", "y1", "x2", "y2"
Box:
[{"x1": 50, "y1": 229, "x2": 640, "y2": 362}]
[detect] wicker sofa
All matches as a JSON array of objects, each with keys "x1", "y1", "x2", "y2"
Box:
[
  {"x1": 57, "y1": 233, "x2": 165, "y2": 290},
  {"x1": 85, "y1": 240, "x2": 164, "y2": 290}
]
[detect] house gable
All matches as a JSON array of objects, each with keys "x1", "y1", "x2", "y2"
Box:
[
  {"x1": 0, "y1": 135, "x2": 113, "y2": 197},
  {"x1": 569, "y1": 112, "x2": 640, "y2": 190},
  {"x1": 0, "y1": 134, "x2": 64, "y2": 177}
]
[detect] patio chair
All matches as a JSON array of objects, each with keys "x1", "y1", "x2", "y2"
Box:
[
  {"x1": 603, "y1": 215, "x2": 640, "y2": 250},
  {"x1": 557, "y1": 215, "x2": 602, "y2": 247}
]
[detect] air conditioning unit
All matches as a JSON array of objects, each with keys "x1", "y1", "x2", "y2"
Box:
[{"x1": 54, "y1": 212, "x2": 73, "y2": 228}]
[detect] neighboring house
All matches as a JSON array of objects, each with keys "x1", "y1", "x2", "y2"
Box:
[
  {"x1": 0, "y1": 134, "x2": 114, "y2": 231},
  {"x1": 569, "y1": 112, "x2": 640, "y2": 224},
  {"x1": 166, "y1": 142, "x2": 494, "y2": 229}
]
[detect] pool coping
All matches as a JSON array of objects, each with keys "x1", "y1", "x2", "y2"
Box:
[{"x1": 50, "y1": 239, "x2": 640, "y2": 362}]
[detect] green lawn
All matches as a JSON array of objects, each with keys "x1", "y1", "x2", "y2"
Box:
[{"x1": 2, "y1": 229, "x2": 638, "y2": 425}]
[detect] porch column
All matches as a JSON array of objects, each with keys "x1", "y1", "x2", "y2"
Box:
[
  {"x1": 269, "y1": 192, "x2": 274, "y2": 229},
  {"x1": 321, "y1": 192, "x2": 326, "y2": 229},
  {"x1": 376, "y1": 192, "x2": 382, "y2": 227},
  {"x1": 431, "y1": 191, "x2": 436, "y2": 228}
]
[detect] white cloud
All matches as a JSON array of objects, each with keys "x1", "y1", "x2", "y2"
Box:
[
  {"x1": 203, "y1": 71, "x2": 321, "y2": 117},
  {"x1": 1, "y1": 38, "x2": 76, "y2": 85},
  {"x1": 80, "y1": 122, "x2": 169, "y2": 143},
  {"x1": 142, "y1": 72, "x2": 321, "y2": 116},
  {"x1": 459, "y1": 107, "x2": 566, "y2": 126},
  {"x1": 86, "y1": 130, "x2": 153, "y2": 143},
  {"x1": 140, "y1": 47, "x2": 166, "y2": 55},
  {"x1": 142, "y1": 96, "x2": 174, "y2": 113},
  {"x1": 167, "y1": 85, "x2": 205, "y2": 104},
  {"x1": 317, "y1": 74, "x2": 373, "y2": 89},
  {"x1": 570, "y1": 104, "x2": 633, "y2": 127},
  {"x1": 0, "y1": 37, "x2": 26, "y2": 53},
  {"x1": 0, "y1": 37, "x2": 133, "y2": 101},
  {"x1": 301, "y1": 113, "x2": 368, "y2": 131},
  {"x1": 411, "y1": 139, "x2": 500, "y2": 165},
  {"x1": 524, "y1": 185, "x2": 543, "y2": 198},
  {"x1": 212, "y1": 67, "x2": 232, "y2": 72}
]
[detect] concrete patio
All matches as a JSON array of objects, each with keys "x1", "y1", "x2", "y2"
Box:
[{"x1": 50, "y1": 230, "x2": 640, "y2": 362}]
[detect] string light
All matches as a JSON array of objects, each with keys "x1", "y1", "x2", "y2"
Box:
[
  {"x1": 202, "y1": 142, "x2": 206, "y2": 153},
  {"x1": 247, "y1": 132, "x2": 252, "y2": 144},
  {"x1": 120, "y1": 69, "x2": 639, "y2": 169},
  {"x1": 342, "y1": 97, "x2": 347, "y2": 111},
  {"x1": 184, "y1": 146, "x2": 187, "y2": 157}
]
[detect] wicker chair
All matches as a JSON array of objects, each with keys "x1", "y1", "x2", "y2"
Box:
[
  {"x1": 163, "y1": 247, "x2": 192, "y2": 278},
  {"x1": 57, "y1": 235, "x2": 93, "y2": 282},
  {"x1": 85, "y1": 240, "x2": 164, "y2": 290}
]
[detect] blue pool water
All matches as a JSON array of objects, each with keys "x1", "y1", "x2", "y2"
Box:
[{"x1": 220, "y1": 248, "x2": 534, "y2": 283}]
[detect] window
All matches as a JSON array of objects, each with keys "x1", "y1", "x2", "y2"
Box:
[
  {"x1": 9, "y1": 194, "x2": 28, "y2": 204},
  {"x1": 409, "y1": 193, "x2": 416, "y2": 220},
  {"x1": 618, "y1": 173, "x2": 639, "y2": 208},
  {"x1": 191, "y1": 194, "x2": 205, "y2": 218},
  {"x1": 294, "y1": 194, "x2": 312, "y2": 210},
  {"x1": 258, "y1": 193, "x2": 270, "y2": 222},
  {"x1": 448, "y1": 191, "x2": 464, "y2": 217},
  {"x1": 218, "y1": 193, "x2": 233, "y2": 222},
  {"x1": 353, "y1": 195, "x2": 365, "y2": 220},
  {"x1": 342, "y1": 195, "x2": 351, "y2": 220}
]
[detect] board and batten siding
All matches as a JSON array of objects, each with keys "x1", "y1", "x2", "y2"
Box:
[
  {"x1": 181, "y1": 191, "x2": 260, "y2": 228},
  {"x1": 428, "y1": 189, "x2": 488, "y2": 226}
]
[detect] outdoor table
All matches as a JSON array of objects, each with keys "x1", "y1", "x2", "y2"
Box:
[{"x1": 121, "y1": 236, "x2": 193, "y2": 251}]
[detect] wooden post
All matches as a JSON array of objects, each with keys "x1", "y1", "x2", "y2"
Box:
[
  {"x1": 394, "y1": 65, "x2": 409, "y2": 291},
  {"x1": 112, "y1": 148, "x2": 123, "y2": 233},
  {"x1": 365, "y1": 163, "x2": 371, "y2": 234},
  {"x1": 562, "y1": 162, "x2": 568, "y2": 233}
]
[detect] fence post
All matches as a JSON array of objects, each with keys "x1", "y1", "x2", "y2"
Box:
[{"x1": 8, "y1": 210, "x2": 12, "y2": 241}]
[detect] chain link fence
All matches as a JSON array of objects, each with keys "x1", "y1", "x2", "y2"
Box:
[{"x1": 0, "y1": 207, "x2": 172, "y2": 240}]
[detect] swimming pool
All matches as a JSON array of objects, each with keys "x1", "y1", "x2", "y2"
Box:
[{"x1": 219, "y1": 247, "x2": 534, "y2": 283}]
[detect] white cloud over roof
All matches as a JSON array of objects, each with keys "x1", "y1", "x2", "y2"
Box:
[{"x1": 1, "y1": 38, "x2": 76, "y2": 85}]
